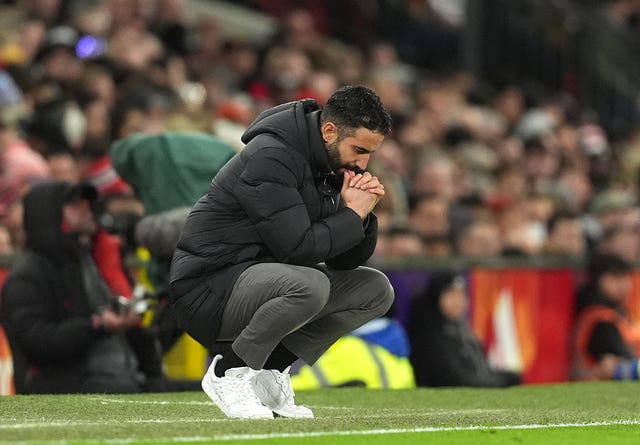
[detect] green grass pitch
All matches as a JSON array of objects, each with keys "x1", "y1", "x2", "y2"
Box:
[{"x1": 1, "y1": 382, "x2": 639, "y2": 444}]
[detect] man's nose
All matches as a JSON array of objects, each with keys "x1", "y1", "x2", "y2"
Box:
[{"x1": 356, "y1": 155, "x2": 370, "y2": 171}]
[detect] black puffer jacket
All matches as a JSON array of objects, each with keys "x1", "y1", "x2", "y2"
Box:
[{"x1": 169, "y1": 99, "x2": 378, "y2": 347}]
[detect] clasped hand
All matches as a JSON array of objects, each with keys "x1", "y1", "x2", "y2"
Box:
[{"x1": 341, "y1": 170, "x2": 385, "y2": 219}]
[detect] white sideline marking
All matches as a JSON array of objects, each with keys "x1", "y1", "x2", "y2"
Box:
[
  {"x1": 88, "y1": 398, "x2": 508, "y2": 416},
  {"x1": 204, "y1": 420, "x2": 640, "y2": 443},
  {"x1": 1, "y1": 407, "x2": 510, "y2": 430},
  {"x1": 0, "y1": 410, "x2": 504, "y2": 429},
  {"x1": 124, "y1": 420, "x2": 640, "y2": 443},
  {"x1": 3, "y1": 419, "x2": 640, "y2": 444},
  {"x1": 88, "y1": 397, "x2": 215, "y2": 406},
  {"x1": 0, "y1": 419, "x2": 227, "y2": 429},
  {"x1": 209, "y1": 420, "x2": 640, "y2": 441}
]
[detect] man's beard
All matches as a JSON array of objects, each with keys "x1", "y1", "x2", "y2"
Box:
[
  {"x1": 326, "y1": 140, "x2": 364, "y2": 173},
  {"x1": 326, "y1": 139, "x2": 343, "y2": 172}
]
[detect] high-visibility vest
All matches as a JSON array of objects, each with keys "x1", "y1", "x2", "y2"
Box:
[
  {"x1": 291, "y1": 336, "x2": 416, "y2": 390},
  {"x1": 571, "y1": 305, "x2": 640, "y2": 381}
]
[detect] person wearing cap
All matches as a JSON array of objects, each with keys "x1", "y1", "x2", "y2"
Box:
[
  {"x1": 584, "y1": 189, "x2": 639, "y2": 253},
  {"x1": 408, "y1": 271, "x2": 522, "y2": 387},
  {"x1": 0, "y1": 181, "x2": 167, "y2": 394},
  {"x1": 35, "y1": 25, "x2": 84, "y2": 86}
]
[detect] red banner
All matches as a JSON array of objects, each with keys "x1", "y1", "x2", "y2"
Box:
[{"x1": 470, "y1": 268, "x2": 576, "y2": 384}]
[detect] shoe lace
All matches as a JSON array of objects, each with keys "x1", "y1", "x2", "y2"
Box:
[
  {"x1": 273, "y1": 370, "x2": 296, "y2": 404},
  {"x1": 219, "y1": 374, "x2": 261, "y2": 408}
]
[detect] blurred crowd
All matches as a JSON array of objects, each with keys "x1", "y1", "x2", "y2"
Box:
[{"x1": 0, "y1": 0, "x2": 639, "y2": 266}]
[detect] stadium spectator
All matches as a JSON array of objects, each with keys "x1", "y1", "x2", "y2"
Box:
[
  {"x1": 0, "y1": 181, "x2": 169, "y2": 394},
  {"x1": 489, "y1": 165, "x2": 529, "y2": 208},
  {"x1": 589, "y1": 190, "x2": 638, "y2": 234},
  {"x1": 571, "y1": 253, "x2": 640, "y2": 381},
  {"x1": 542, "y1": 210, "x2": 586, "y2": 258},
  {"x1": 408, "y1": 193, "x2": 450, "y2": 239},
  {"x1": 554, "y1": 166, "x2": 593, "y2": 214},
  {"x1": 455, "y1": 218, "x2": 503, "y2": 257},
  {"x1": 491, "y1": 85, "x2": 525, "y2": 130},
  {"x1": 410, "y1": 154, "x2": 475, "y2": 241},
  {"x1": 423, "y1": 233, "x2": 452, "y2": 258},
  {"x1": 34, "y1": 25, "x2": 84, "y2": 88},
  {"x1": 411, "y1": 154, "x2": 457, "y2": 201},
  {"x1": 596, "y1": 224, "x2": 640, "y2": 263},
  {"x1": 0, "y1": 224, "x2": 15, "y2": 257},
  {"x1": 169, "y1": 86, "x2": 394, "y2": 418},
  {"x1": 0, "y1": 70, "x2": 52, "y2": 251},
  {"x1": 522, "y1": 136, "x2": 561, "y2": 192},
  {"x1": 408, "y1": 271, "x2": 522, "y2": 387},
  {"x1": 368, "y1": 139, "x2": 411, "y2": 229},
  {"x1": 585, "y1": 189, "x2": 639, "y2": 252},
  {"x1": 379, "y1": 226, "x2": 426, "y2": 260},
  {"x1": 497, "y1": 201, "x2": 545, "y2": 256}
]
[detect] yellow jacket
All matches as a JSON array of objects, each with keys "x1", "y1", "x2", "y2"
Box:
[{"x1": 291, "y1": 336, "x2": 415, "y2": 390}]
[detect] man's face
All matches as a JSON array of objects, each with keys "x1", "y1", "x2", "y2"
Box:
[
  {"x1": 548, "y1": 218, "x2": 585, "y2": 256},
  {"x1": 439, "y1": 285, "x2": 469, "y2": 321},
  {"x1": 62, "y1": 198, "x2": 97, "y2": 236},
  {"x1": 460, "y1": 223, "x2": 502, "y2": 256},
  {"x1": 322, "y1": 123, "x2": 385, "y2": 173},
  {"x1": 599, "y1": 272, "x2": 632, "y2": 304}
]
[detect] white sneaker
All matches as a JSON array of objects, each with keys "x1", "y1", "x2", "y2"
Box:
[
  {"x1": 201, "y1": 355, "x2": 273, "y2": 419},
  {"x1": 252, "y1": 366, "x2": 314, "y2": 418}
]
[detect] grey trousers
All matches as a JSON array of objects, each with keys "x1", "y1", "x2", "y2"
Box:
[{"x1": 217, "y1": 263, "x2": 394, "y2": 370}]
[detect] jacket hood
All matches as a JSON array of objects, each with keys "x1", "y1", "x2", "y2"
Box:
[
  {"x1": 23, "y1": 181, "x2": 97, "y2": 257},
  {"x1": 241, "y1": 99, "x2": 334, "y2": 176},
  {"x1": 420, "y1": 271, "x2": 468, "y2": 324}
]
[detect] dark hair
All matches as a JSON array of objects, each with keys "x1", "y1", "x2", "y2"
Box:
[
  {"x1": 321, "y1": 85, "x2": 392, "y2": 136},
  {"x1": 546, "y1": 209, "x2": 580, "y2": 233},
  {"x1": 419, "y1": 270, "x2": 467, "y2": 322},
  {"x1": 600, "y1": 224, "x2": 635, "y2": 244},
  {"x1": 407, "y1": 192, "x2": 441, "y2": 212},
  {"x1": 588, "y1": 252, "x2": 631, "y2": 282}
]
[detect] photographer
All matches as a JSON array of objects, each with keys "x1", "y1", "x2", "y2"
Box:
[{"x1": 0, "y1": 181, "x2": 167, "y2": 394}]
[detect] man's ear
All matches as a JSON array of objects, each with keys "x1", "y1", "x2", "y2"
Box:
[{"x1": 321, "y1": 122, "x2": 338, "y2": 144}]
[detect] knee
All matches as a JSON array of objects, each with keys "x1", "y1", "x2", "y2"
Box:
[
  {"x1": 366, "y1": 271, "x2": 395, "y2": 314},
  {"x1": 379, "y1": 276, "x2": 395, "y2": 313},
  {"x1": 293, "y1": 269, "x2": 331, "y2": 311}
]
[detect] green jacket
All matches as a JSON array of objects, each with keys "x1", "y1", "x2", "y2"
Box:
[{"x1": 110, "y1": 132, "x2": 236, "y2": 215}]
